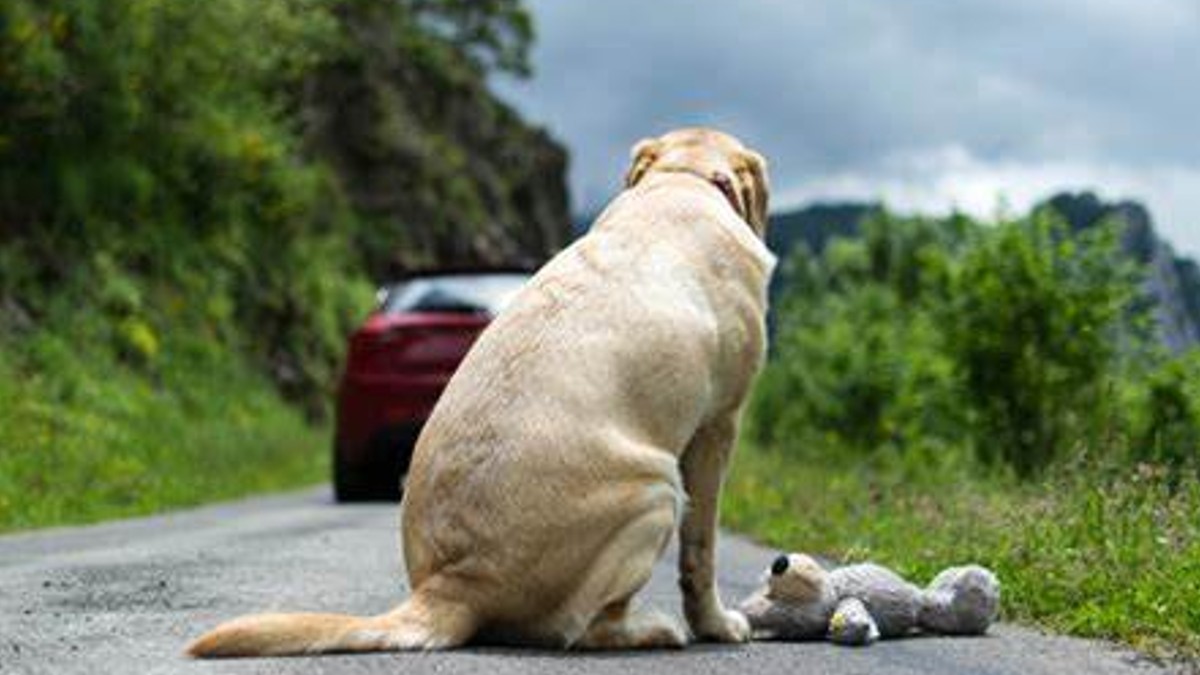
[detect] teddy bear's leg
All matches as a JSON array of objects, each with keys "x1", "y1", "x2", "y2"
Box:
[
  {"x1": 828, "y1": 597, "x2": 880, "y2": 646},
  {"x1": 678, "y1": 416, "x2": 751, "y2": 643},
  {"x1": 919, "y1": 566, "x2": 1000, "y2": 635}
]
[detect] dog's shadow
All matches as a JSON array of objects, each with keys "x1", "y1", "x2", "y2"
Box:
[{"x1": 458, "y1": 642, "x2": 748, "y2": 661}]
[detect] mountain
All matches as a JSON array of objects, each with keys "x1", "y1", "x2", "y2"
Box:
[
  {"x1": 766, "y1": 202, "x2": 881, "y2": 257},
  {"x1": 765, "y1": 192, "x2": 1200, "y2": 351},
  {"x1": 1040, "y1": 193, "x2": 1200, "y2": 351}
]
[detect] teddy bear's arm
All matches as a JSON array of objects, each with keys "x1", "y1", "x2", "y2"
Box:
[{"x1": 831, "y1": 563, "x2": 922, "y2": 638}]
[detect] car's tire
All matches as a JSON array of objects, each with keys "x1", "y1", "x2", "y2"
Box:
[
  {"x1": 332, "y1": 425, "x2": 420, "y2": 502},
  {"x1": 333, "y1": 450, "x2": 400, "y2": 502}
]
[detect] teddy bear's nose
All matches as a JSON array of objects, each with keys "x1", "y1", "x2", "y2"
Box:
[{"x1": 771, "y1": 554, "x2": 790, "y2": 576}]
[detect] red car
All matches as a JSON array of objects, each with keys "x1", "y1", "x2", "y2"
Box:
[{"x1": 333, "y1": 269, "x2": 532, "y2": 501}]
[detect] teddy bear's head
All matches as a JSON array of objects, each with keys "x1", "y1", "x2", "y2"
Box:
[
  {"x1": 766, "y1": 553, "x2": 830, "y2": 602},
  {"x1": 739, "y1": 552, "x2": 837, "y2": 640}
]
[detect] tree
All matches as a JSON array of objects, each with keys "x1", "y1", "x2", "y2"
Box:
[
  {"x1": 944, "y1": 215, "x2": 1137, "y2": 476},
  {"x1": 405, "y1": 0, "x2": 534, "y2": 77}
]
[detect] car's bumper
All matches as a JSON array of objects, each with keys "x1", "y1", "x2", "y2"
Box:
[
  {"x1": 335, "y1": 372, "x2": 450, "y2": 460},
  {"x1": 335, "y1": 421, "x2": 424, "y2": 483}
]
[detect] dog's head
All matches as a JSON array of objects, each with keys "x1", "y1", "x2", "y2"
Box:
[{"x1": 624, "y1": 127, "x2": 770, "y2": 237}]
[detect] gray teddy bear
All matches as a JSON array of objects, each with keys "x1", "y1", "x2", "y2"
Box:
[{"x1": 739, "y1": 553, "x2": 1000, "y2": 645}]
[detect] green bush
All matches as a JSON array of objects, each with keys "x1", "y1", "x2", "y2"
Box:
[
  {"x1": 1, "y1": 0, "x2": 369, "y2": 414},
  {"x1": 0, "y1": 0, "x2": 558, "y2": 529},
  {"x1": 757, "y1": 207, "x2": 1197, "y2": 477},
  {"x1": 945, "y1": 215, "x2": 1137, "y2": 475},
  {"x1": 753, "y1": 214, "x2": 971, "y2": 467},
  {"x1": 1131, "y1": 354, "x2": 1200, "y2": 476},
  {"x1": 0, "y1": 0, "x2": 550, "y2": 417}
]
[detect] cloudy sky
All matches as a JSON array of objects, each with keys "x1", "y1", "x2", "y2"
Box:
[{"x1": 496, "y1": 0, "x2": 1200, "y2": 256}]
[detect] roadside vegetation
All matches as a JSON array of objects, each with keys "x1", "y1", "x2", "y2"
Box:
[
  {"x1": 0, "y1": 0, "x2": 560, "y2": 531},
  {"x1": 725, "y1": 210, "x2": 1200, "y2": 660},
  {"x1": 0, "y1": 330, "x2": 328, "y2": 531}
]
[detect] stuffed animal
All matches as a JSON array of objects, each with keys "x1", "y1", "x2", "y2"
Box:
[{"x1": 738, "y1": 553, "x2": 1000, "y2": 646}]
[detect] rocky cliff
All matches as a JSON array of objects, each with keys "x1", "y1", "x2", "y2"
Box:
[
  {"x1": 1040, "y1": 193, "x2": 1200, "y2": 351},
  {"x1": 304, "y1": 1, "x2": 570, "y2": 278}
]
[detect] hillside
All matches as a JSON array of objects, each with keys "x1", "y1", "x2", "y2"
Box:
[
  {"x1": 0, "y1": 0, "x2": 569, "y2": 530},
  {"x1": 304, "y1": 1, "x2": 569, "y2": 274},
  {"x1": 0, "y1": 0, "x2": 570, "y2": 413},
  {"x1": 767, "y1": 192, "x2": 1200, "y2": 351}
]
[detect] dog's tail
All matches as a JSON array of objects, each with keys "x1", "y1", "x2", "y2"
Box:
[{"x1": 186, "y1": 589, "x2": 478, "y2": 658}]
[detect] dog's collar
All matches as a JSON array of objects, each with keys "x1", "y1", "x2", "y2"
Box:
[
  {"x1": 654, "y1": 167, "x2": 744, "y2": 221},
  {"x1": 627, "y1": 166, "x2": 776, "y2": 276}
]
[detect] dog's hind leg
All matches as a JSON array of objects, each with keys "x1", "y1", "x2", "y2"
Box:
[
  {"x1": 574, "y1": 600, "x2": 686, "y2": 650},
  {"x1": 553, "y1": 485, "x2": 685, "y2": 649}
]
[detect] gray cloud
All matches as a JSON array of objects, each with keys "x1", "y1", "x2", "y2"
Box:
[{"x1": 496, "y1": 0, "x2": 1200, "y2": 255}]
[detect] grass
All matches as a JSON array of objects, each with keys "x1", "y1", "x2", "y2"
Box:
[
  {"x1": 723, "y1": 443, "x2": 1200, "y2": 661},
  {"x1": 0, "y1": 327, "x2": 329, "y2": 533}
]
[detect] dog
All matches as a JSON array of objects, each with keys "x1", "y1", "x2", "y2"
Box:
[{"x1": 187, "y1": 127, "x2": 774, "y2": 656}]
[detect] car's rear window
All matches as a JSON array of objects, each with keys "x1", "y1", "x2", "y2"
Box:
[{"x1": 381, "y1": 274, "x2": 529, "y2": 316}]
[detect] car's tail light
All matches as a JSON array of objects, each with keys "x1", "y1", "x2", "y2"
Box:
[{"x1": 346, "y1": 318, "x2": 485, "y2": 376}]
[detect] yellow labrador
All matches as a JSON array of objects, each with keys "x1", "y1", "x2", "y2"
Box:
[{"x1": 188, "y1": 127, "x2": 774, "y2": 656}]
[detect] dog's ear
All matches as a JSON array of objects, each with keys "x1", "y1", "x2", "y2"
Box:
[
  {"x1": 625, "y1": 137, "x2": 661, "y2": 188},
  {"x1": 736, "y1": 150, "x2": 770, "y2": 236}
]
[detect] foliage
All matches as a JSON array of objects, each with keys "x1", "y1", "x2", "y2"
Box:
[
  {"x1": 306, "y1": 0, "x2": 566, "y2": 278},
  {"x1": 0, "y1": 0, "x2": 561, "y2": 529},
  {"x1": 753, "y1": 214, "x2": 969, "y2": 462},
  {"x1": 0, "y1": 312, "x2": 327, "y2": 532},
  {"x1": 1130, "y1": 353, "x2": 1200, "y2": 475},
  {"x1": 754, "y1": 207, "x2": 1191, "y2": 478},
  {"x1": 739, "y1": 204, "x2": 1200, "y2": 658},
  {"x1": 406, "y1": 0, "x2": 535, "y2": 77},
  {"x1": 2, "y1": 0, "x2": 367, "y2": 415},
  {"x1": 944, "y1": 215, "x2": 1138, "y2": 475},
  {"x1": 0, "y1": 0, "x2": 561, "y2": 417}
]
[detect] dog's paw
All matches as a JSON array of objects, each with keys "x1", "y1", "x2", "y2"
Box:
[
  {"x1": 634, "y1": 612, "x2": 688, "y2": 650},
  {"x1": 692, "y1": 609, "x2": 751, "y2": 644}
]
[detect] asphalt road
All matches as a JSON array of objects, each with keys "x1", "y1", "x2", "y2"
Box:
[{"x1": 0, "y1": 487, "x2": 1182, "y2": 675}]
